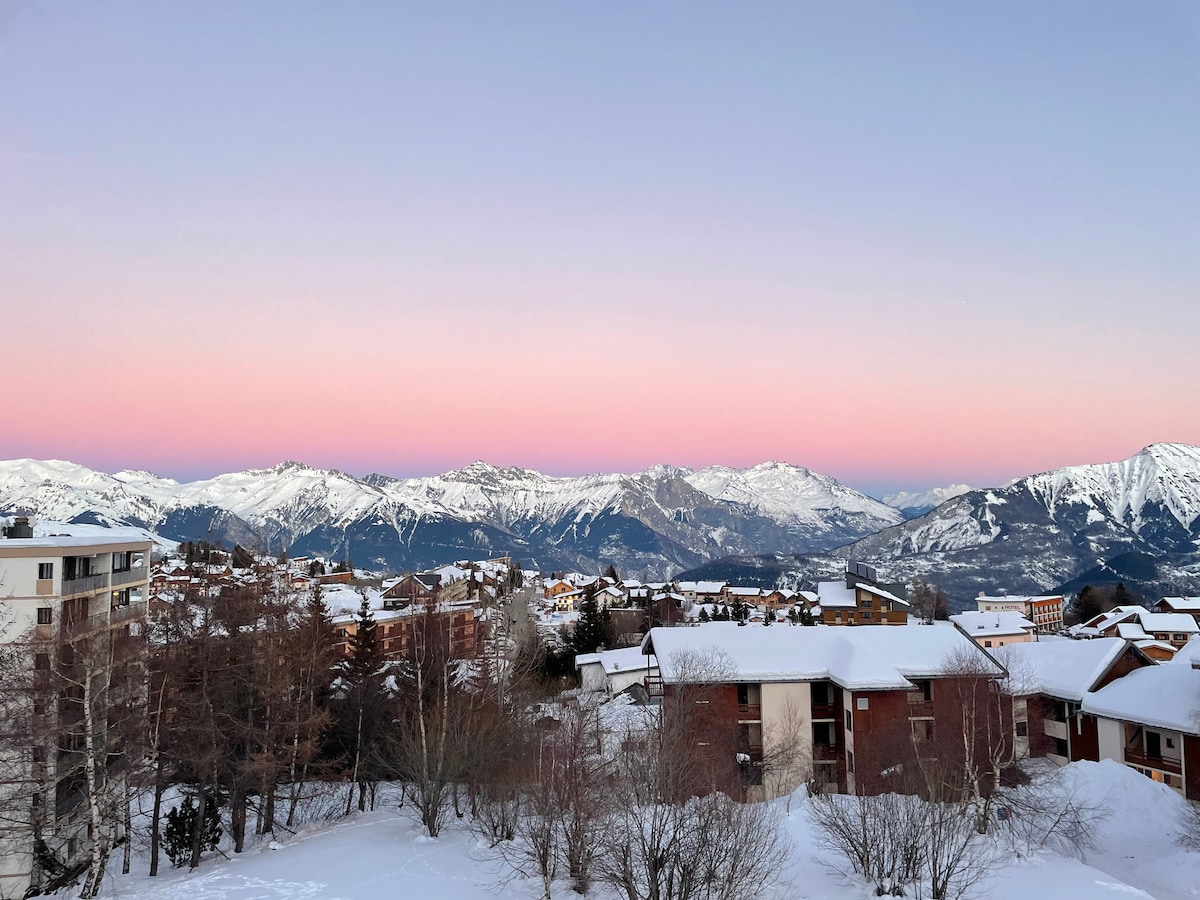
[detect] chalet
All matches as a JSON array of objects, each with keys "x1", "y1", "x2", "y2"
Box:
[
  {"x1": 950, "y1": 610, "x2": 1035, "y2": 649},
  {"x1": 724, "y1": 585, "x2": 762, "y2": 605},
  {"x1": 575, "y1": 645, "x2": 659, "y2": 697},
  {"x1": 641, "y1": 621, "x2": 1006, "y2": 798},
  {"x1": 999, "y1": 638, "x2": 1155, "y2": 767},
  {"x1": 1153, "y1": 597, "x2": 1200, "y2": 625},
  {"x1": 543, "y1": 579, "x2": 576, "y2": 601},
  {"x1": 381, "y1": 572, "x2": 440, "y2": 609},
  {"x1": 1082, "y1": 657, "x2": 1200, "y2": 799},
  {"x1": 817, "y1": 563, "x2": 909, "y2": 626},
  {"x1": 761, "y1": 589, "x2": 798, "y2": 611},
  {"x1": 596, "y1": 586, "x2": 626, "y2": 609},
  {"x1": 1074, "y1": 606, "x2": 1199, "y2": 648},
  {"x1": 976, "y1": 593, "x2": 1064, "y2": 634},
  {"x1": 675, "y1": 581, "x2": 728, "y2": 604}
]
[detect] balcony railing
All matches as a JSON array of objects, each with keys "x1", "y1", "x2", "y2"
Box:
[
  {"x1": 811, "y1": 703, "x2": 837, "y2": 719},
  {"x1": 110, "y1": 602, "x2": 147, "y2": 627},
  {"x1": 111, "y1": 567, "x2": 147, "y2": 587},
  {"x1": 737, "y1": 703, "x2": 762, "y2": 720},
  {"x1": 1124, "y1": 748, "x2": 1182, "y2": 775},
  {"x1": 61, "y1": 573, "x2": 108, "y2": 596},
  {"x1": 813, "y1": 743, "x2": 840, "y2": 761}
]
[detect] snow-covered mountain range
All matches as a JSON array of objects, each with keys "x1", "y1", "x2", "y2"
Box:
[
  {"x1": 0, "y1": 458, "x2": 902, "y2": 579},
  {"x1": 679, "y1": 443, "x2": 1200, "y2": 605},
  {"x1": 881, "y1": 484, "x2": 974, "y2": 518}
]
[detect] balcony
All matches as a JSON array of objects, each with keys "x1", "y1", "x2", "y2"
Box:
[
  {"x1": 111, "y1": 567, "x2": 147, "y2": 587},
  {"x1": 110, "y1": 602, "x2": 147, "y2": 627},
  {"x1": 811, "y1": 703, "x2": 837, "y2": 720},
  {"x1": 1124, "y1": 748, "x2": 1182, "y2": 776},
  {"x1": 60, "y1": 612, "x2": 116, "y2": 642},
  {"x1": 1044, "y1": 719, "x2": 1068, "y2": 741},
  {"x1": 737, "y1": 703, "x2": 762, "y2": 721},
  {"x1": 813, "y1": 742, "x2": 840, "y2": 761},
  {"x1": 61, "y1": 573, "x2": 108, "y2": 597}
]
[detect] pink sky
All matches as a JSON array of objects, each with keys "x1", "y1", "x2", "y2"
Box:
[{"x1": 3, "y1": 4, "x2": 1198, "y2": 495}]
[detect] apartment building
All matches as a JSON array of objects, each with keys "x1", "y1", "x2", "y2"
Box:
[
  {"x1": 641, "y1": 621, "x2": 1006, "y2": 799},
  {"x1": 0, "y1": 521, "x2": 152, "y2": 898}
]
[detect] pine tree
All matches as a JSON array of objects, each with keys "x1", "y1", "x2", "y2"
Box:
[
  {"x1": 572, "y1": 584, "x2": 612, "y2": 656},
  {"x1": 698, "y1": 607, "x2": 711, "y2": 623},
  {"x1": 338, "y1": 595, "x2": 388, "y2": 814}
]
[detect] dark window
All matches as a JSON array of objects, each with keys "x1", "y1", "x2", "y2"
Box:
[
  {"x1": 908, "y1": 680, "x2": 933, "y2": 702},
  {"x1": 1015, "y1": 720, "x2": 1028, "y2": 737},
  {"x1": 1054, "y1": 737, "x2": 1069, "y2": 757},
  {"x1": 911, "y1": 719, "x2": 934, "y2": 742},
  {"x1": 813, "y1": 722, "x2": 833, "y2": 746},
  {"x1": 846, "y1": 749, "x2": 854, "y2": 772},
  {"x1": 811, "y1": 682, "x2": 830, "y2": 706},
  {"x1": 737, "y1": 684, "x2": 750, "y2": 705},
  {"x1": 36, "y1": 608, "x2": 52, "y2": 625},
  {"x1": 1146, "y1": 731, "x2": 1162, "y2": 758},
  {"x1": 38, "y1": 563, "x2": 54, "y2": 580},
  {"x1": 844, "y1": 709, "x2": 853, "y2": 731},
  {"x1": 34, "y1": 653, "x2": 50, "y2": 671}
]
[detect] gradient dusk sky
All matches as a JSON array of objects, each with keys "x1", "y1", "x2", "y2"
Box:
[{"x1": 2, "y1": 2, "x2": 1198, "y2": 496}]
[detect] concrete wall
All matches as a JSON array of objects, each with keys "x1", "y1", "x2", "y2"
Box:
[
  {"x1": 1096, "y1": 716, "x2": 1123, "y2": 763},
  {"x1": 760, "y1": 681, "x2": 812, "y2": 799}
]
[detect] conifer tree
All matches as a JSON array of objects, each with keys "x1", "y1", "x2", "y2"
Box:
[
  {"x1": 572, "y1": 584, "x2": 613, "y2": 656},
  {"x1": 698, "y1": 607, "x2": 711, "y2": 623},
  {"x1": 338, "y1": 594, "x2": 388, "y2": 814}
]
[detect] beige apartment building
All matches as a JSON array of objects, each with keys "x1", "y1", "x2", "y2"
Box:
[{"x1": 0, "y1": 519, "x2": 151, "y2": 899}]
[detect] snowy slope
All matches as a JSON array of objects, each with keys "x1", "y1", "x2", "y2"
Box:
[
  {"x1": 686, "y1": 461, "x2": 904, "y2": 529},
  {"x1": 93, "y1": 760, "x2": 1200, "y2": 900}
]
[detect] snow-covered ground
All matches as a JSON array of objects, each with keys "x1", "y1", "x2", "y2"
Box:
[{"x1": 91, "y1": 760, "x2": 1200, "y2": 900}]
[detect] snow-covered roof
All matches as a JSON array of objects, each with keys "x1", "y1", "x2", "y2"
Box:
[
  {"x1": 854, "y1": 582, "x2": 910, "y2": 606},
  {"x1": 641, "y1": 621, "x2": 1003, "y2": 690},
  {"x1": 1134, "y1": 640, "x2": 1176, "y2": 655},
  {"x1": 675, "y1": 580, "x2": 727, "y2": 594},
  {"x1": 726, "y1": 586, "x2": 761, "y2": 597},
  {"x1": 816, "y1": 580, "x2": 909, "y2": 609},
  {"x1": 1083, "y1": 664, "x2": 1200, "y2": 735},
  {"x1": 575, "y1": 645, "x2": 658, "y2": 676},
  {"x1": 997, "y1": 638, "x2": 1133, "y2": 702},
  {"x1": 1156, "y1": 597, "x2": 1200, "y2": 612},
  {"x1": 951, "y1": 611, "x2": 1035, "y2": 636}
]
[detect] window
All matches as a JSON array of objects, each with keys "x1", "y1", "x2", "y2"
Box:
[
  {"x1": 860, "y1": 599, "x2": 872, "y2": 608},
  {"x1": 1015, "y1": 720, "x2": 1028, "y2": 737},
  {"x1": 908, "y1": 680, "x2": 933, "y2": 703},
  {"x1": 32, "y1": 746, "x2": 46, "y2": 764},
  {"x1": 36, "y1": 607, "x2": 52, "y2": 625},
  {"x1": 811, "y1": 681, "x2": 831, "y2": 706},
  {"x1": 813, "y1": 722, "x2": 834, "y2": 747},
  {"x1": 861, "y1": 610, "x2": 873, "y2": 620},
  {"x1": 38, "y1": 562, "x2": 53, "y2": 580},
  {"x1": 845, "y1": 709, "x2": 853, "y2": 731},
  {"x1": 34, "y1": 653, "x2": 50, "y2": 671},
  {"x1": 984, "y1": 640, "x2": 993, "y2": 648},
  {"x1": 911, "y1": 719, "x2": 934, "y2": 742},
  {"x1": 1053, "y1": 737, "x2": 1069, "y2": 758},
  {"x1": 856, "y1": 696, "x2": 869, "y2": 710},
  {"x1": 846, "y1": 749, "x2": 854, "y2": 772}
]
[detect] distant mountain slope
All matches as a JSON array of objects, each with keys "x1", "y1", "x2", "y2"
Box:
[
  {"x1": 676, "y1": 444, "x2": 1200, "y2": 606},
  {"x1": 881, "y1": 484, "x2": 974, "y2": 519},
  {"x1": 0, "y1": 458, "x2": 900, "y2": 578}
]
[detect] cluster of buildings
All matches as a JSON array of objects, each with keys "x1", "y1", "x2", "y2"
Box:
[{"x1": 3, "y1": 514, "x2": 1198, "y2": 895}]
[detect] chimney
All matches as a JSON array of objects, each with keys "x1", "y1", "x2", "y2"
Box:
[{"x1": 2, "y1": 516, "x2": 33, "y2": 539}]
